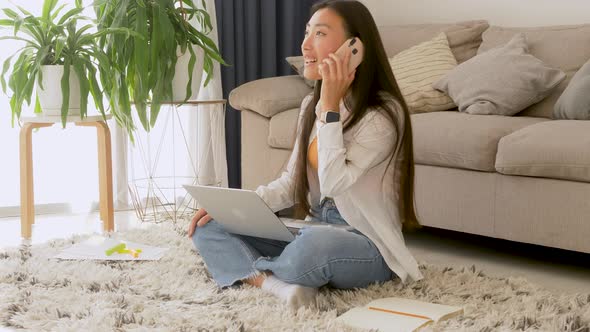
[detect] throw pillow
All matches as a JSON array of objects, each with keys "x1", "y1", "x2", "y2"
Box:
[
  {"x1": 389, "y1": 32, "x2": 457, "y2": 114},
  {"x1": 553, "y1": 58, "x2": 590, "y2": 120},
  {"x1": 285, "y1": 56, "x2": 315, "y2": 88},
  {"x1": 477, "y1": 24, "x2": 590, "y2": 118},
  {"x1": 433, "y1": 33, "x2": 566, "y2": 116}
]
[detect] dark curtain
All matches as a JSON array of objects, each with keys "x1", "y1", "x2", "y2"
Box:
[{"x1": 215, "y1": 0, "x2": 318, "y2": 188}]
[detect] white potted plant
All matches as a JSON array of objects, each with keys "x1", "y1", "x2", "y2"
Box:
[{"x1": 0, "y1": 0, "x2": 128, "y2": 126}]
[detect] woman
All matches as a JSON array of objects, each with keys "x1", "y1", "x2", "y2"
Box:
[{"x1": 189, "y1": 0, "x2": 423, "y2": 309}]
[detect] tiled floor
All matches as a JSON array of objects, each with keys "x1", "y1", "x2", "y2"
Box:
[{"x1": 1, "y1": 211, "x2": 589, "y2": 308}]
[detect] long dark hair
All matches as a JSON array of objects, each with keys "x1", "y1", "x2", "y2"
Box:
[{"x1": 292, "y1": 0, "x2": 420, "y2": 232}]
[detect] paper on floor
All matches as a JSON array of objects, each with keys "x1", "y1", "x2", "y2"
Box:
[{"x1": 54, "y1": 236, "x2": 169, "y2": 261}]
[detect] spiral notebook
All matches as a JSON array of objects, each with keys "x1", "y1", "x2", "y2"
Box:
[{"x1": 335, "y1": 297, "x2": 463, "y2": 332}]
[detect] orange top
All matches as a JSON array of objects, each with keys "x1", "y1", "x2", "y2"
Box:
[{"x1": 308, "y1": 137, "x2": 318, "y2": 170}]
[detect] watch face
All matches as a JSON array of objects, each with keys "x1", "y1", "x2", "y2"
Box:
[{"x1": 326, "y1": 111, "x2": 340, "y2": 123}]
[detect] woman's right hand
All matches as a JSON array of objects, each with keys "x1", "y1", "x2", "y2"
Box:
[{"x1": 188, "y1": 208, "x2": 212, "y2": 238}]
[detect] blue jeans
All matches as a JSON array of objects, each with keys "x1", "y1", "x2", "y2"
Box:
[{"x1": 191, "y1": 198, "x2": 394, "y2": 288}]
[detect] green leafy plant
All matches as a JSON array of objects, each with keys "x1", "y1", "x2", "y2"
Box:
[
  {"x1": 94, "y1": 0, "x2": 227, "y2": 139},
  {"x1": 0, "y1": 0, "x2": 129, "y2": 127}
]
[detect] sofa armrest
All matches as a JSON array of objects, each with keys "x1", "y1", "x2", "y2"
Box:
[{"x1": 229, "y1": 75, "x2": 313, "y2": 118}]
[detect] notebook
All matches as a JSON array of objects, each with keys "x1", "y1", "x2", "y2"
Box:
[{"x1": 335, "y1": 297, "x2": 463, "y2": 332}]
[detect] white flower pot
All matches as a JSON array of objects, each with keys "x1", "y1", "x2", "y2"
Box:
[
  {"x1": 171, "y1": 45, "x2": 205, "y2": 102},
  {"x1": 37, "y1": 65, "x2": 81, "y2": 116}
]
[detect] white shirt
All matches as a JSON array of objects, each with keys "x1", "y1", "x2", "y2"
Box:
[
  {"x1": 256, "y1": 94, "x2": 423, "y2": 283},
  {"x1": 307, "y1": 99, "x2": 351, "y2": 207}
]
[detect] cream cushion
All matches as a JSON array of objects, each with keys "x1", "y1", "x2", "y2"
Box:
[
  {"x1": 411, "y1": 112, "x2": 548, "y2": 171},
  {"x1": 389, "y1": 33, "x2": 457, "y2": 114},
  {"x1": 496, "y1": 121, "x2": 590, "y2": 182}
]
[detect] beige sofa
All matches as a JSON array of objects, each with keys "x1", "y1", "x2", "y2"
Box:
[{"x1": 229, "y1": 21, "x2": 590, "y2": 254}]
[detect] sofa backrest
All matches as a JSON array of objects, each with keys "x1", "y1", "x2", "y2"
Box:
[
  {"x1": 478, "y1": 24, "x2": 590, "y2": 118},
  {"x1": 377, "y1": 21, "x2": 489, "y2": 64}
]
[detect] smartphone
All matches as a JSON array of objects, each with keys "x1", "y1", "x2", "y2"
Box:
[{"x1": 334, "y1": 37, "x2": 364, "y2": 75}]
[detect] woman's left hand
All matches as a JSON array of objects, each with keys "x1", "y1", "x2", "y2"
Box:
[{"x1": 318, "y1": 50, "x2": 356, "y2": 112}]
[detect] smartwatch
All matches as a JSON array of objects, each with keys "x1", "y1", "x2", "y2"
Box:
[{"x1": 321, "y1": 111, "x2": 341, "y2": 124}]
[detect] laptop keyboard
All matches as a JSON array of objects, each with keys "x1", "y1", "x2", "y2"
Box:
[{"x1": 280, "y1": 218, "x2": 354, "y2": 234}]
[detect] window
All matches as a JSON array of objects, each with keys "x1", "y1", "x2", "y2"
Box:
[{"x1": 0, "y1": 1, "x2": 100, "y2": 217}]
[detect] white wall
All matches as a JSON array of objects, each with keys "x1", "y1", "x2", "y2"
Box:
[{"x1": 360, "y1": 0, "x2": 590, "y2": 27}]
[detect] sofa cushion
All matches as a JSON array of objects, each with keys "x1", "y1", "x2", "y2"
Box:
[
  {"x1": 378, "y1": 20, "x2": 489, "y2": 63},
  {"x1": 268, "y1": 108, "x2": 299, "y2": 149},
  {"x1": 389, "y1": 32, "x2": 457, "y2": 114},
  {"x1": 412, "y1": 112, "x2": 548, "y2": 171},
  {"x1": 554, "y1": 58, "x2": 590, "y2": 120},
  {"x1": 496, "y1": 121, "x2": 590, "y2": 182},
  {"x1": 433, "y1": 33, "x2": 565, "y2": 116},
  {"x1": 478, "y1": 24, "x2": 590, "y2": 118}
]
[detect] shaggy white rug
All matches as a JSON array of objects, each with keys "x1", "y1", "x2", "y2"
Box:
[{"x1": 1, "y1": 220, "x2": 589, "y2": 331}]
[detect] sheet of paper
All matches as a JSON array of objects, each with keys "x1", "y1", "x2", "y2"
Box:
[{"x1": 54, "y1": 236, "x2": 169, "y2": 261}]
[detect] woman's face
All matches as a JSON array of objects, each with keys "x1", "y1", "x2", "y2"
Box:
[{"x1": 301, "y1": 8, "x2": 348, "y2": 81}]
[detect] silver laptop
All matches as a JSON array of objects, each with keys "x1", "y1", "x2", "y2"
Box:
[{"x1": 183, "y1": 185, "x2": 347, "y2": 242}]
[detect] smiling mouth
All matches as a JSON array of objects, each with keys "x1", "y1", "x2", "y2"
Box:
[{"x1": 304, "y1": 58, "x2": 318, "y2": 65}]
